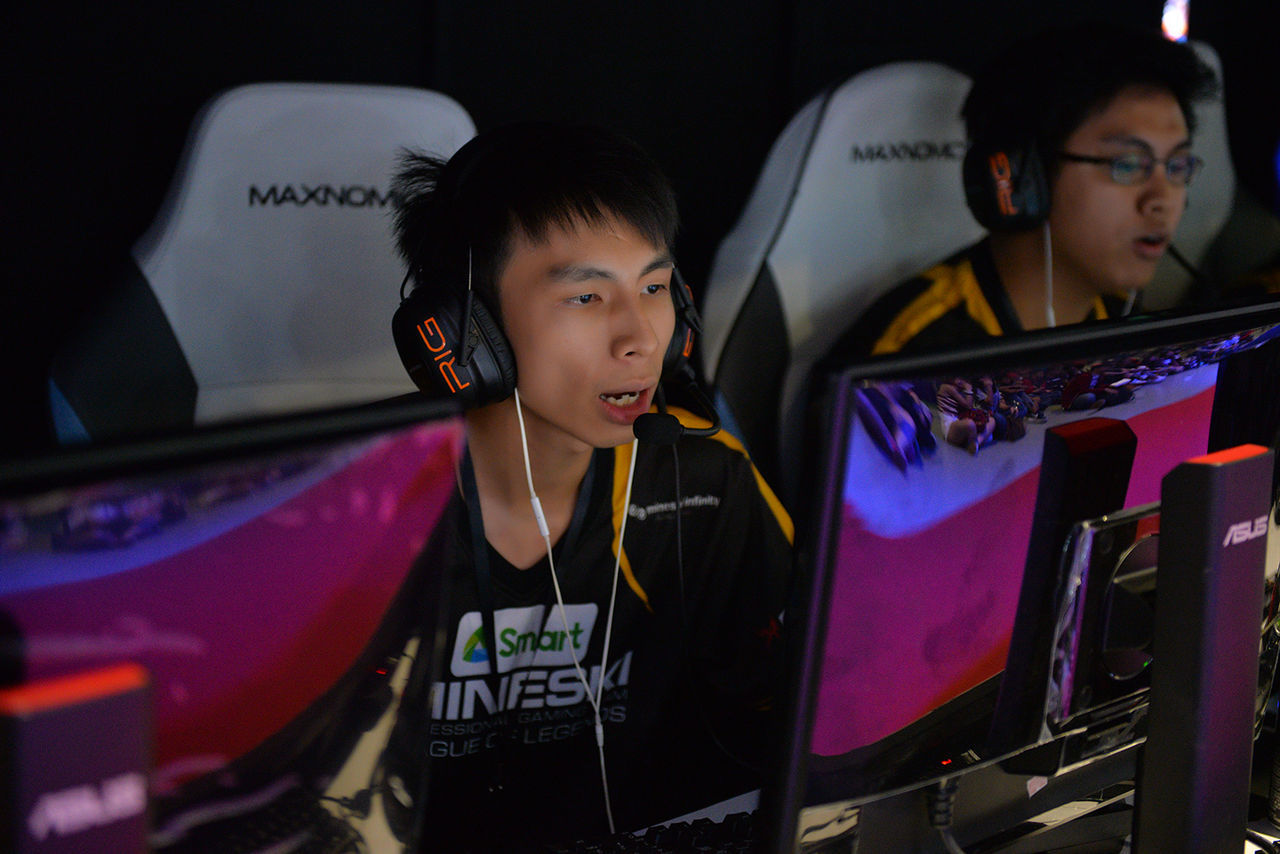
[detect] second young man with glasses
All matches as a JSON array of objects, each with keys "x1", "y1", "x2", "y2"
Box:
[{"x1": 826, "y1": 22, "x2": 1218, "y2": 359}]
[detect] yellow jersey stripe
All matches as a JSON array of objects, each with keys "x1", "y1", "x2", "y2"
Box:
[
  {"x1": 609, "y1": 407, "x2": 796, "y2": 610},
  {"x1": 611, "y1": 443, "x2": 652, "y2": 612},
  {"x1": 669, "y1": 408, "x2": 795, "y2": 545},
  {"x1": 871, "y1": 261, "x2": 1004, "y2": 355}
]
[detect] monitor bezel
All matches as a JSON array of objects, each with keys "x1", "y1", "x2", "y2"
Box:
[{"x1": 0, "y1": 393, "x2": 463, "y2": 499}]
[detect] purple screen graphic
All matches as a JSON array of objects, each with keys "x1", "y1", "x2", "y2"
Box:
[
  {"x1": 0, "y1": 419, "x2": 462, "y2": 795},
  {"x1": 811, "y1": 334, "x2": 1251, "y2": 759}
]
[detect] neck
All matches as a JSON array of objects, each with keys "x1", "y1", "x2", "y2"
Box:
[
  {"x1": 463, "y1": 397, "x2": 595, "y2": 568},
  {"x1": 990, "y1": 230, "x2": 1096, "y2": 331}
]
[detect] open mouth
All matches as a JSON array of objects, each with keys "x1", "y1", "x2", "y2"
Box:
[
  {"x1": 600, "y1": 391, "x2": 642, "y2": 407},
  {"x1": 1134, "y1": 233, "x2": 1169, "y2": 260}
]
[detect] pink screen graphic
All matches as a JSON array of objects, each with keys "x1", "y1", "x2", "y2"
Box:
[{"x1": 811, "y1": 367, "x2": 1216, "y2": 757}]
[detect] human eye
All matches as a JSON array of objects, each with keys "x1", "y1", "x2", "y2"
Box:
[
  {"x1": 643, "y1": 282, "x2": 669, "y2": 296},
  {"x1": 1110, "y1": 153, "x2": 1149, "y2": 185},
  {"x1": 566, "y1": 293, "x2": 598, "y2": 306},
  {"x1": 1166, "y1": 154, "x2": 1200, "y2": 185}
]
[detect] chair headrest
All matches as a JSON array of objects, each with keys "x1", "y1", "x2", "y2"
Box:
[
  {"x1": 134, "y1": 83, "x2": 476, "y2": 424},
  {"x1": 702, "y1": 61, "x2": 983, "y2": 382}
]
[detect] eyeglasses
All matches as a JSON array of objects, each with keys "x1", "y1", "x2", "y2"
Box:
[{"x1": 1057, "y1": 151, "x2": 1203, "y2": 187}]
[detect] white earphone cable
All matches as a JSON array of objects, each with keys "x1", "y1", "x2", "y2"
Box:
[
  {"x1": 596, "y1": 438, "x2": 638, "y2": 718},
  {"x1": 1123, "y1": 288, "x2": 1138, "y2": 316},
  {"x1": 512, "y1": 388, "x2": 623, "y2": 834}
]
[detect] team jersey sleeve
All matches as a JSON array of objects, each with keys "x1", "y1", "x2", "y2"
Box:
[{"x1": 683, "y1": 432, "x2": 794, "y2": 771}]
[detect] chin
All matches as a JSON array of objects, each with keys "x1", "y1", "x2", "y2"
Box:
[
  {"x1": 582, "y1": 424, "x2": 638, "y2": 450},
  {"x1": 1107, "y1": 266, "x2": 1156, "y2": 294},
  {"x1": 607, "y1": 424, "x2": 643, "y2": 447}
]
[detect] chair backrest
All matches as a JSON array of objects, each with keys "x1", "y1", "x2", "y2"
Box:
[
  {"x1": 50, "y1": 83, "x2": 476, "y2": 442},
  {"x1": 699, "y1": 61, "x2": 982, "y2": 492}
]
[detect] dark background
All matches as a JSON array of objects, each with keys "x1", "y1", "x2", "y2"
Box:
[{"x1": 5, "y1": 1, "x2": 1277, "y2": 455}]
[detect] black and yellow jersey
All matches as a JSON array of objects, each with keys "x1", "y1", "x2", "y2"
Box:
[
  {"x1": 413, "y1": 409, "x2": 793, "y2": 850},
  {"x1": 825, "y1": 239, "x2": 1130, "y2": 361}
]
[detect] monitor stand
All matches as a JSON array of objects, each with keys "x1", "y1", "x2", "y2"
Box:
[{"x1": 1133, "y1": 444, "x2": 1274, "y2": 854}]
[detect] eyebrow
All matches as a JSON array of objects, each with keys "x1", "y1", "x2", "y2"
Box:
[
  {"x1": 1098, "y1": 134, "x2": 1192, "y2": 153},
  {"x1": 550, "y1": 251, "x2": 676, "y2": 284}
]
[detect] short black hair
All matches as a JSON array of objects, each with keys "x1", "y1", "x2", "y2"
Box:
[
  {"x1": 962, "y1": 22, "x2": 1219, "y2": 159},
  {"x1": 391, "y1": 121, "x2": 679, "y2": 322}
]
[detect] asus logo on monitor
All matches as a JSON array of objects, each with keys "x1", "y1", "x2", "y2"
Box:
[
  {"x1": 28, "y1": 772, "x2": 146, "y2": 841},
  {"x1": 1223, "y1": 516, "x2": 1269, "y2": 546}
]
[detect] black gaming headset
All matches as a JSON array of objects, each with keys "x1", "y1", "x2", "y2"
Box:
[
  {"x1": 961, "y1": 135, "x2": 1052, "y2": 231},
  {"x1": 391, "y1": 125, "x2": 703, "y2": 410},
  {"x1": 391, "y1": 259, "x2": 702, "y2": 409}
]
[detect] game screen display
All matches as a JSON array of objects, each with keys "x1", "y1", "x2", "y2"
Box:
[{"x1": 799, "y1": 311, "x2": 1280, "y2": 811}]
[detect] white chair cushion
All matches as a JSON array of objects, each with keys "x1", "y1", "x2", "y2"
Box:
[
  {"x1": 133, "y1": 83, "x2": 475, "y2": 424},
  {"x1": 701, "y1": 62, "x2": 982, "y2": 478}
]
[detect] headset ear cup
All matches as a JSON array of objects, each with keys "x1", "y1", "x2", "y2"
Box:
[
  {"x1": 663, "y1": 317, "x2": 694, "y2": 379},
  {"x1": 663, "y1": 270, "x2": 700, "y2": 379},
  {"x1": 962, "y1": 143, "x2": 998, "y2": 229},
  {"x1": 465, "y1": 296, "x2": 517, "y2": 402},
  {"x1": 392, "y1": 283, "x2": 517, "y2": 408},
  {"x1": 963, "y1": 141, "x2": 1051, "y2": 230}
]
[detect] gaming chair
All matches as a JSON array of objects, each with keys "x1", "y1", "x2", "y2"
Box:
[{"x1": 49, "y1": 83, "x2": 476, "y2": 443}]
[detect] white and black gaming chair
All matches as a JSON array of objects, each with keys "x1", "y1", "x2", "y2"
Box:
[
  {"x1": 49, "y1": 83, "x2": 476, "y2": 443},
  {"x1": 698, "y1": 61, "x2": 982, "y2": 497}
]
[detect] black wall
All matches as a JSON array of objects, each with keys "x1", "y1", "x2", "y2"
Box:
[{"x1": 5, "y1": 1, "x2": 1276, "y2": 455}]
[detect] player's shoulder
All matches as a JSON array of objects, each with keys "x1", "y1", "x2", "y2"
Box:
[
  {"x1": 621, "y1": 406, "x2": 757, "y2": 491},
  {"x1": 635, "y1": 406, "x2": 794, "y2": 541}
]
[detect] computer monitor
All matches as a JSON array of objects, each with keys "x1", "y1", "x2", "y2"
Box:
[
  {"x1": 0, "y1": 395, "x2": 464, "y2": 852},
  {"x1": 766, "y1": 298, "x2": 1280, "y2": 853}
]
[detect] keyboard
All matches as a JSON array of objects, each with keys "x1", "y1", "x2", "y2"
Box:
[{"x1": 538, "y1": 810, "x2": 757, "y2": 853}]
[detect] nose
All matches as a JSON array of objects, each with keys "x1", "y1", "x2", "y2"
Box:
[
  {"x1": 611, "y1": 296, "x2": 661, "y2": 361},
  {"x1": 1139, "y1": 166, "x2": 1183, "y2": 218}
]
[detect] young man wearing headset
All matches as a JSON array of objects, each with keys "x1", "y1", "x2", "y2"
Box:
[
  {"x1": 825, "y1": 22, "x2": 1219, "y2": 361},
  {"x1": 389, "y1": 122, "x2": 792, "y2": 851}
]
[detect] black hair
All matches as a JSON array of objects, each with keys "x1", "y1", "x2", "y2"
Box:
[
  {"x1": 391, "y1": 121, "x2": 679, "y2": 323},
  {"x1": 962, "y1": 22, "x2": 1220, "y2": 161}
]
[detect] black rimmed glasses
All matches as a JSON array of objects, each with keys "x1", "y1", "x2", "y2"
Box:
[{"x1": 1057, "y1": 150, "x2": 1203, "y2": 187}]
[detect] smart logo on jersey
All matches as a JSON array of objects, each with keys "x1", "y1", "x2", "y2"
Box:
[
  {"x1": 450, "y1": 605, "x2": 598, "y2": 677},
  {"x1": 460, "y1": 626, "x2": 490, "y2": 665}
]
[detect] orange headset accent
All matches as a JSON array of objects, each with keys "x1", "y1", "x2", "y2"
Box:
[
  {"x1": 416, "y1": 315, "x2": 471, "y2": 395},
  {"x1": 990, "y1": 151, "x2": 1019, "y2": 217},
  {"x1": 416, "y1": 316, "x2": 447, "y2": 352}
]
